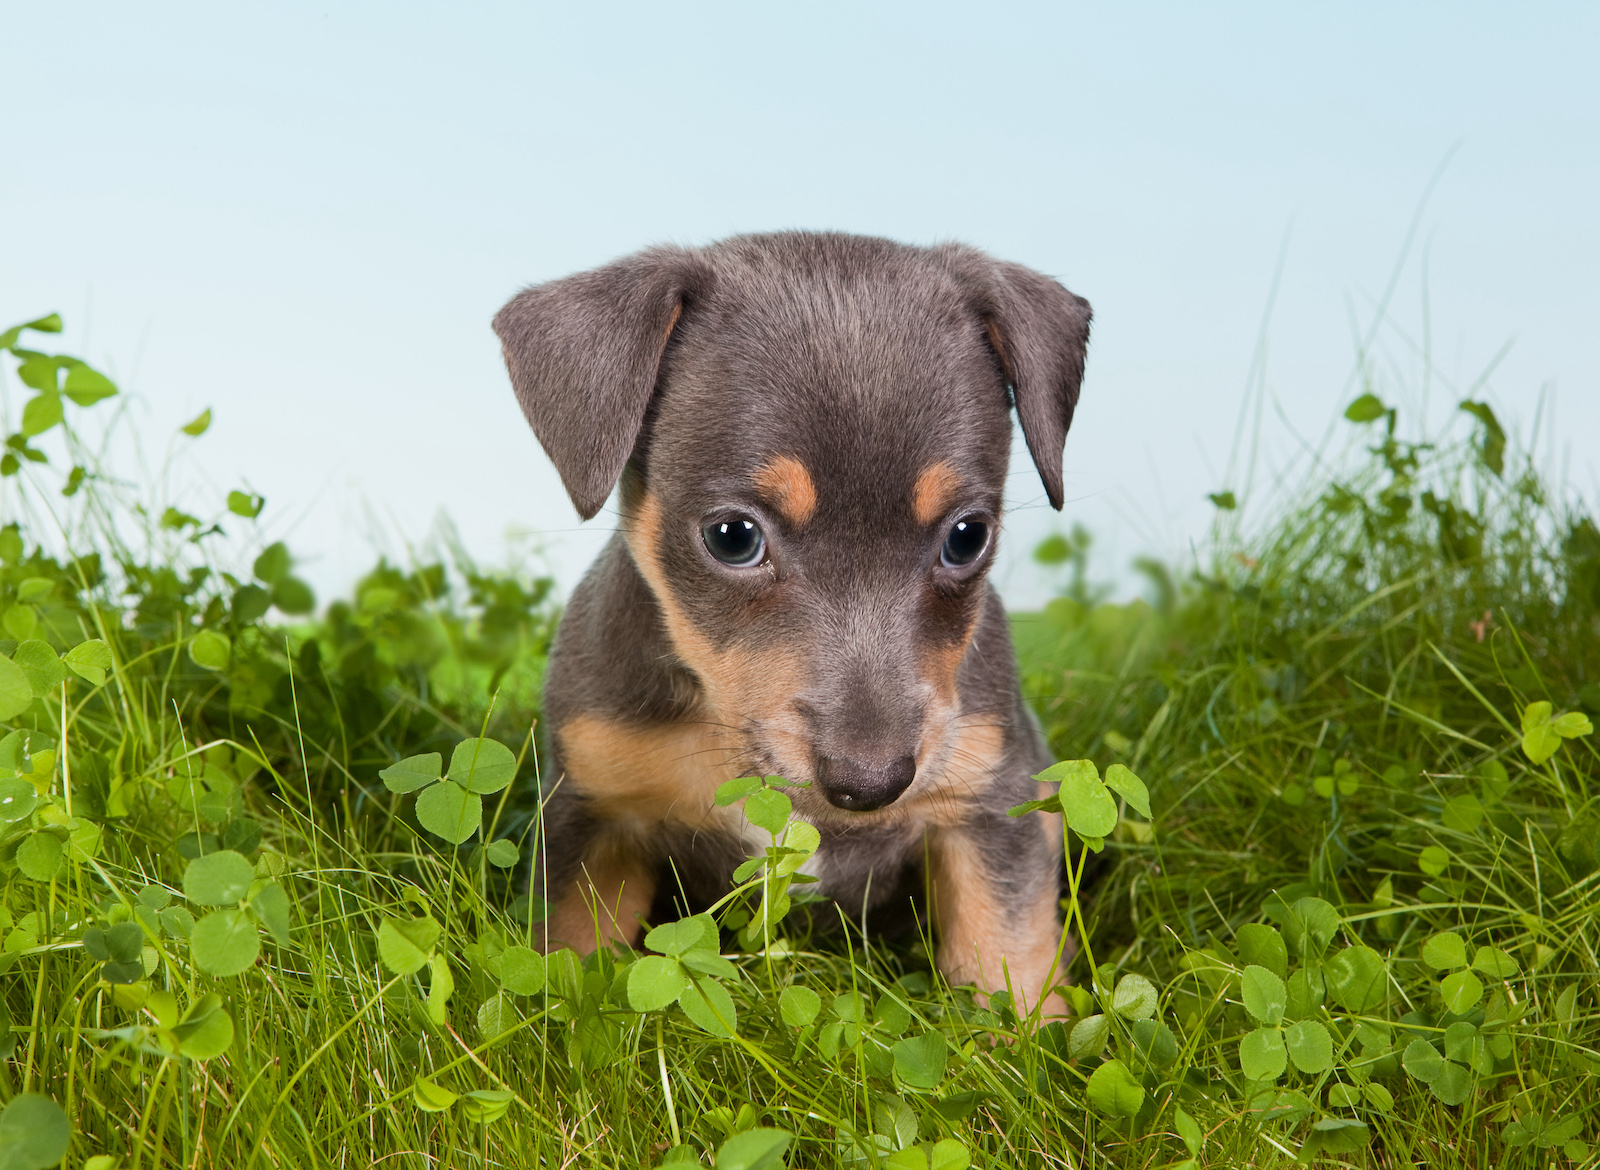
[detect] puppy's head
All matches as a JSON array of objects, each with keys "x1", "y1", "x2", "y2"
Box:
[{"x1": 496, "y1": 232, "x2": 1090, "y2": 819}]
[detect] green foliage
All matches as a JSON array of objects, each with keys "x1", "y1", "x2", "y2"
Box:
[
  {"x1": 415, "y1": 779, "x2": 483, "y2": 844},
  {"x1": 227, "y1": 489, "x2": 265, "y2": 518},
  {"x1": 715, "y1": 773, "x2": 822, "y2": 952},
  {"x1": 1343, "y1": 392, "x2": 1388, "y2": 423},
  {"x1": 1520, "y1": 699, "x2": 1592, "y2": 764},
  {"x1": 183, "y1": 849, "x2": 255, "y2": 904},
  {"x1": 449, "y1": 736, "x2": 518, "y2": 792},
  {"x1": 891, "y1": 1030, "x2": 949, "y2": 1091},
  {"x1": 188, "y1": 908, "x2": 259, "y2": 976},
  {"x1": 1008, "y1": 390, "x2": 1600, "y2": 1165},
  {"x1": 498, "y1": 945, "x2": 546, "y2": 995},
  {"x1": 378, "y1": 914, "x2": 443, "y2": 975},
  {"x1": 0, "y1": 1094, "x2": 71, "y2": 1170},
  {"x1": 714, "y1": 1128, "x2": 792, "y2": 1170},
  {"x1": 188, "y1": 628, "x2": 231, "y2": 670},
  {"x1": 2, "y1": 310, "x2": 1598, "y2": 1168},
  {"x1": 779, "y1": 985, "x2": 821, "y2": 1027},
  {"x1": 1086, "y1": 1058, "x2": 1144, "y2": 1117}
]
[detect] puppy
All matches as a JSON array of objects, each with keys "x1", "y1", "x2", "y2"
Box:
[{"x1": 493, "y1": 231, "x2": 1090, "y2": 1013}]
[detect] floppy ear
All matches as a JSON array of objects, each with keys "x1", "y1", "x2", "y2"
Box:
[
  {"x1": 957, "y1": 257, "x2": 1092, "y2": 511},
  {"x1": 492, "y1": 246, "x2": 714, "y2": 520}
]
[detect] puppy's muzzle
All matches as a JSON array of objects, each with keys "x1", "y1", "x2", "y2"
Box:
[{"x1": 817, "y1": 754, "x2": 917, "y2": 812}]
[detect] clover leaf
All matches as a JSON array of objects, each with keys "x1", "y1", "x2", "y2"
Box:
[{"x1": 380, "y1": 753, "x2": 442, "y2": 794}]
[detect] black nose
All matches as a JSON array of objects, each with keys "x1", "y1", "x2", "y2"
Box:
[{"x1": 817, "y1": 755, "x2": 917, "y2": 811}]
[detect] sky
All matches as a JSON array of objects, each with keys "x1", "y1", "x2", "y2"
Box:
[{"x1": 2, "y1": 3, "x2": 1596, "y2": 608}]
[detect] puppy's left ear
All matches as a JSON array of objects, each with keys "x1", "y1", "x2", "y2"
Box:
[
  {"x1": 493, "y1": 246, "x2": 714, "y2": 520},
  {"x1": 962, "y1": 258, "x2": 1093, "y2": 511}
]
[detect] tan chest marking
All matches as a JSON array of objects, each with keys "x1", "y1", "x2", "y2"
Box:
[
  {"x1": 558, "y1": 713, "x2": 744, "y2": 827},
  {"x1": 547, "y1": 710, "x2": 749, "y2": 955}
]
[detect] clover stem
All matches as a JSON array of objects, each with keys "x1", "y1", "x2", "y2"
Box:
[
  {"x1": 656, "y1": 1016, "x2": 681, "y2": 1146},
  {"x1": 762, "y1": 826, "x2": 777, "y2": 981},
  {"x1": 60, "y1": 680, "x2": 71, "y2": 818},
  {"x1": 1064, "y1": 833, "x2": 1099, "y2": 994}
]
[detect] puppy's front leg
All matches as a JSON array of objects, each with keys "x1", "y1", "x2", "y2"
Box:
[
  {"x1": 542, "y1": 830, "x2": 656, "y2": 954},
  {"x1": 930, "y1": 809, "x2": 1067, "y2": 1017},
  {"x1": 534, "y1": 788, "x2": 656, "y2": 953}
]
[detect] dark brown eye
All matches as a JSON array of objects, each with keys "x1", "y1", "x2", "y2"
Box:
[
  {"x1": 702, "y1": 517, "x2": 766, "y2": 567},
  {"x1": 941, "y1": 518, "x2": 988, "y2": 568}
]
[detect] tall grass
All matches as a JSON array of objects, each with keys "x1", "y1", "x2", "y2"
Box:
[{"x1": 0, "y1": 311, "x2": 1596, "y2": 1168}]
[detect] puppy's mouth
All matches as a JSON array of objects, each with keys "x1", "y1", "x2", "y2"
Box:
[
  {"x1": 740, "y1": 731, "x2": 921, "y2": 816},
  {"x1": 741, "y1": 702, "x2": 956, "y2": 818}
]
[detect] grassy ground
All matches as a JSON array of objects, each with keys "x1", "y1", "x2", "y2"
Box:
[{"x1": 0, "y1": 314, "x2": 1596, "y2": 1168}]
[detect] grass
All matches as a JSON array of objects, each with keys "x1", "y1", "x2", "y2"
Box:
[{"x1": 0, "y1": 310, "x2": 1597, "y2": 1169}]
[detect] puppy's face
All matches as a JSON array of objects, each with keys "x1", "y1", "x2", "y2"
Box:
[
  {"x1": 623, "y1": 250, "x2": 1013, "y2": 817},
  {"x1": 495, "y1": 232, "x2": 1090, "y2": 823}
]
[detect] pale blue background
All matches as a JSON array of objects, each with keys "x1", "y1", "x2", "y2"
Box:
[{"x1": 2, "y1": 3, "x2": 1596, "y2": 605}]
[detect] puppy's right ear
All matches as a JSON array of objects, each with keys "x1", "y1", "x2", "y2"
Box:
[{"x1": 493, "y1": 246, "x2": 714, "y2": 520}]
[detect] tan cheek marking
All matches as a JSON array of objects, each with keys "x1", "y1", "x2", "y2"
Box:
[
  {"x1": 544, "y1": 833, "x2": 655, "y2": 954},
  {"x1": 920, "y1": 609, "x2": 985, "y2": 707},
  {"x1": 626, "y1": 493, "x2": 718, "y2": 671},
  {"x1": 930, "y1": 829, "x2": 1066, "y2": 1016},
  {"x1": 697, "y1": 639, "x2": 806, "y2": 719},
  {"x1": 907, "y1": 719, "x2": 1005, "y2": 826},
  {"x1": 912, "y1": 461, "x2": 963, "y2": 527},
  {"x1": 923, "y1": 642, "x2": 966, "y2": 707},
  {"x1": 624, "y1": 493, "x2": 813, "y2": 772},
  {"x1": 752, "y1": 455, "x2": 818, "y2": 527},
  {"x1": 558, "y1": 713, "x2": 742, "y2": 824}
]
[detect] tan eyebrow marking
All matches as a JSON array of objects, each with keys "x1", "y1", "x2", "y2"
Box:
[
  {"x1": 752, "y1": 455, "x2": 818, "y2": 526},
  {"x1": 912, "y1": 461, "x2": 963, "y2": 526}
]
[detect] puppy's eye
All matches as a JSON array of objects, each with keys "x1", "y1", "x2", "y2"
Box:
[
  {"x1": 702, "y1": 517, "x2": 766, "y2": 567},
  {"x1": 941, "y1": 518, "x2": 989, "y2": 568}
]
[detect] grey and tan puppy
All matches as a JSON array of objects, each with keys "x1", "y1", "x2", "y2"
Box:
[{"x1": 493, "y1": 231, "x2": 1090, "y2": 1012}]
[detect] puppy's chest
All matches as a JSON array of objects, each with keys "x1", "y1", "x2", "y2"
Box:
[
  {"x1": 556, "y1": 712, "x2": 742, "y2": 826},
  {"x1": 557, "y1": 712, "x2": 936, "y2": 898},
  {"x1": 798, "y1": 819, "x2": 926, "y2": 907},
  {"x1": 655, "y1": 812, "x2": 924, "y2": 910}
]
